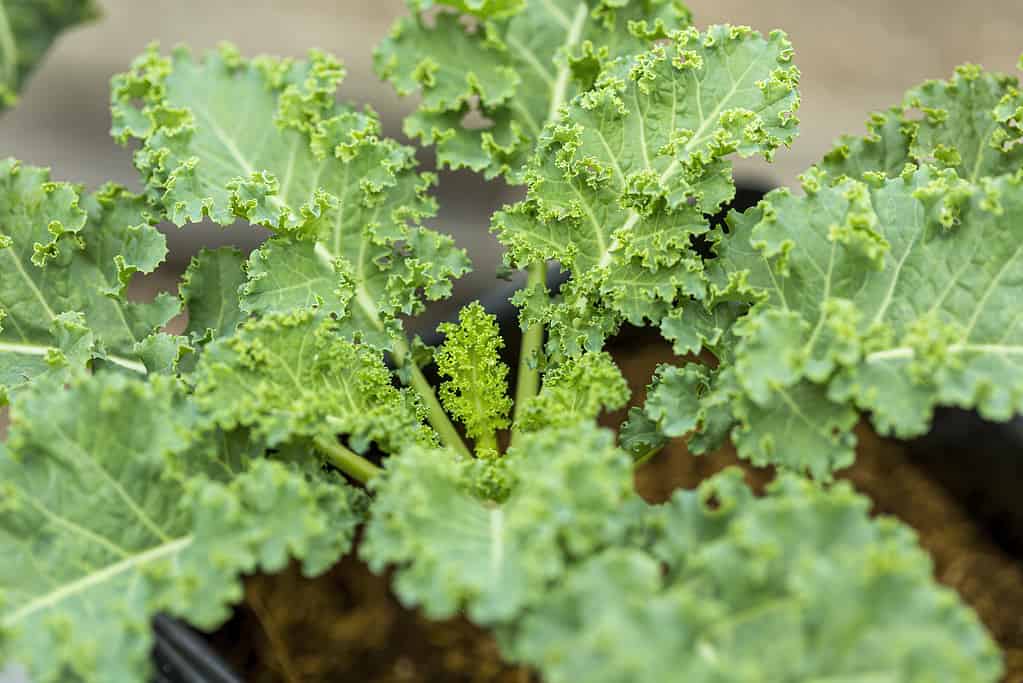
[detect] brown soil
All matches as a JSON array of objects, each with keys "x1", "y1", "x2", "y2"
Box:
[{"x1": 211, "y1": 339, "x2": 1023, "y2": 682}]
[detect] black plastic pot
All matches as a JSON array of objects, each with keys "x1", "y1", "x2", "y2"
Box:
[{"x1": 151, "y1": 616, "x2": 241, "y2": 683}]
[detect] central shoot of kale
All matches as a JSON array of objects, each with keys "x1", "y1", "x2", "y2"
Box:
[{"x1": 434, "y1": 303, "x2": 513, "y2": 456}]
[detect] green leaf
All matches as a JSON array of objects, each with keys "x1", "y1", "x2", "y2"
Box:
[
  {"x1": 819, "y1": 107, "x2": 915, "y2": 181},
  {"x1": 0, "y1": 0, "x2": 98, "y2": 110},
  {"x1": 729, "y1": 376, "x2": 858, "y2": 478},
  {"x1": 696, "y1": 165, "x2": 1023, "y2": 477},
  {"x1": 502, "y1": 468, "x2": 1003, "y2": 683},
  {"x1": 240, "y1": 237, "x2": 352, "y2": 319},
  {"x1": 659, "y1": 298, "x2": 744, "y2": 357},
  {"x1": 643, "y1": 363, "x2": 708, "y2": 437},
  {"x1": 618, "y1": 406, "x2": 667, "y2": 460},
  {"x1": 435, "y1": 302, "x2": 512, "y2": 452},
  {"x1": 631, "y1": 362, "x2": 734, "y2": 460},
  {"x1": 0, "y1": 372, "x2": 365, "y2": 683},
  {"x1": 821, "y1": 62, "x2": 1023, "y2": 183},
  {"x1": 0, "y1": 160, "x2": 183, "y2": 399},
  {"x1": 112, "y1": 44, "x2": 470, "y2": 348},
  {"x1": 377, "y1": 0, "x2": 692, "y2": 181},
  {"x1": 495, "y1": 25, "x2": 800, "y2": 357},
  {"x1": 194, "y1": 308, "x2": 434, "y2": 455},
  {"x1": 361, "y1": 422, "x2": 640, "y2": 624},
  {"x1": 510, "y1": 273, "x2": 623, "y2": 360},
  {"x1": 516, "y1": 351, "x2": 629, "y2": 432},
  {"x1": 180, "y1": 246, "x2": 247, "y2": 344}
]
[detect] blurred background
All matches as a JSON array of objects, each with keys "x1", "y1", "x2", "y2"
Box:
[{"x1": 1, "y1": 0, "x2": 1022, "y2": 307}]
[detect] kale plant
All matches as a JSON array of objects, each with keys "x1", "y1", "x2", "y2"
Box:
[{"x1": 2, "y1": 1, "x2": 1020, "y2": 680}]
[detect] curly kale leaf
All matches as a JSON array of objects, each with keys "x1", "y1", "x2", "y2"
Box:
[
  {"x1": 516, "y1": 351, "x2": 629, "y2": 432},
  {"x1": 112, "y1": 44, "x2": 470, "y2": 350},
  {"x1": 194, "y1": 308, "x2": 434, "y2": 455},
  {"x1": 361, "y1": 422, "x2": 641, "y2": 624},
  {"x1": 494, "y1": 25, "x2": 800, "y2": 358},
  {"x1": 377, "y1": 0, "x2": 692, "y2": 182},
  {"x1": 0, "y1": 159, "x2": 187, "y2": 400},
  {"x1": 180, "y1": 246, "x2": 247, "y2": 345},
  {"x1": 435, "y1": 301, "x2": 512, "y2": 452},
  {"x1": 663, "y1": 165, "x2": 1023, "y2": 478},
  {"x1": 821, "y1": 61, "x2": 1023, "y2": 183},
  {"x1": 501, "y1": 468, "x2": 1002, "y2": 683},
  {"x1": 0, "y1": 0, "x2": 98, "y2": 110},
  {"x1": 363, "y1": 416, "x2": 1002, "y2": 681},
  {"x1": 0, "y1": 372, "x2": 365, "y2": 683}
]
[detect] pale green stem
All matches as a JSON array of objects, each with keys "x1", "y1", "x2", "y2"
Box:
[
  {"x1": 392, "y1": 337, "x2": 473, "y2": 459},
  {"x1": 511, "y1": 261, "x2": 547, "y2": 446},
  {"x1": 632, "y1": 444, "x2": 664, "y2": 469},
  {"x1": 313, "y1": 436, "x2": 382, "y2": 485},
  {"x1": 509, "y1": 4, "x2": 588, "y2": 445}
]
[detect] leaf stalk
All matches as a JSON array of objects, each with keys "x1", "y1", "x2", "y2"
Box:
[
  {"x1": 511, "y1": 261, "x2": 547, "y2": 445},
  {"x1": 313, "y1": 436, "x2": 383, "y2": 484},
  {"x1": 392, "y1": 337, "x2": 474, "y2": 459},
  {"x1": 508, "y1": 6, "x2": 585, "y2": 445}
]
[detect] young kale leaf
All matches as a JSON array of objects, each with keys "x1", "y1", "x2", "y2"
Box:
[
  {"x1": 435, "y1": 301, "x2": 513, "y2": 452},
  {"x1": 179, "y1": 246, "x2": 247, "y2": 345},
  {"x1": 515, "y1": 350, "x2": 629, "y2": 432},
  {"x1": 193, "y1": 308, "x2": 434, "y2": 462},
  {"x1": 362, "y1": 422, "x2": 640, "y2": 623},
  {"x1": 822, "y1": 63, "x2": 1023, "y2": 183}
]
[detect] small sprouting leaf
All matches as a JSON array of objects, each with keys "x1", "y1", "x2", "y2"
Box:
[
  {"x1": 435, "y1": 302, "x2": 512, "y2": 452},
  {"x1": 0, "y1": 372, "x2": 365, "y2": 683},
  {"x1": 631, "y1": 362, "x2": 734, "y2": 460},
  {"x1": 618, "y1": 406, "x2": 667, "y2": 460},
  {"x1": 644, "y1": 363, "x2": 709, "y2": 437}
]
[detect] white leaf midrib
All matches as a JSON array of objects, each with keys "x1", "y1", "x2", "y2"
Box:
[
  {"x1": 865, "y1": 343, "x2": 1023, "y2": 364},
  {"x1": 3, "y1": 536, "x2": 193, "y2": 626}
]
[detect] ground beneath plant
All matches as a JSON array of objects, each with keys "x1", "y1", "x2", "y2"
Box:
[{"x1": 210, "y1": 339, "x2": 1023, "y2": 682}]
